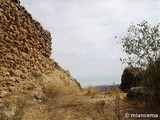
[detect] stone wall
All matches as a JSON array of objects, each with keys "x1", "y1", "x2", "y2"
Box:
[
  {"x1": 0, "y1": 0, "x2": 81, "y2": 95},
  {"x1": 0, "y1": 0, "x2": 59, "y2": 74}
]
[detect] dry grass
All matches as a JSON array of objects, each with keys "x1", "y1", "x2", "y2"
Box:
[
  {"x1": 43, "y1": 86, "x2": 126, "y2": 120},
  {"x1": 83, "y1": 86, "x2": 101, "y2": 97},
  {"x1": 42, "y1": 81, "x2": 61, "y2": 99},
  {"x1": 1, "y1": 82, "x2": 158, "y2": 120},
  {"x1": 0, "y1": 100, "x2": 25, "y2": 120}
]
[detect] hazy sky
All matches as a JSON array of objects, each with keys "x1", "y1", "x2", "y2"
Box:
[{"x1": 20, "y1": 0, "x2": 160, "y2": 80}]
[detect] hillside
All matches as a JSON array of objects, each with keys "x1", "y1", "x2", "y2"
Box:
[{"x1": 0, "y1": 0, "x2": 81, "y2": 95}]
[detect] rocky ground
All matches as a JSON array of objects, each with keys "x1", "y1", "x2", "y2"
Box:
[
  {"x1": 0, "y1": 85, "x2": 128, "y2": 120},
  {"x1": 0, "y1": 84, "x2": 158, "y2": 120}
]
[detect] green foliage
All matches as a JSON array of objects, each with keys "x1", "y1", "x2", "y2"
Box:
[
  {"x1": 142, "y1": 59, "x2": 160, "y2": 87},
  {"x1": 120, "y1": 21, "x2": 160, "y2": 67},
  {"x1": 120, "y1": 21, "x2": 160, "y2": 102}
]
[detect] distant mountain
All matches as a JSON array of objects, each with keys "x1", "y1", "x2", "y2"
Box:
[
  {"x1": 76, "y1": 76, "x2": 121, "y2": 88},
  {"x1": 93, "y1": 84, "x2": 120, "y2": 91}
]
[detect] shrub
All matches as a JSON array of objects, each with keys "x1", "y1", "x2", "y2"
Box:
[
  {"x1": 142, "y1": 57, "x2": 160, "y2": 103},
  {"x1": 84, "y1": 86, "x2": 100, "y2": 96},
  {"x1": 120, "y1": 67, "x2": 144, "y2": 91},
  {"x1": 42, "y1": 82, "x2": 61, "y2": 99}
]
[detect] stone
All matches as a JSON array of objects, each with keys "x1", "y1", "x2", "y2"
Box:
[
  {"x1": 126, "y1": 86, "x2": 153, "y2": 100},
  {"x1": 0, "y1": 87, "x2": 3, "y2": 91},
  {"x1": 0, "y1": 76, "x2": 5, "y2": 81},
  {"x1": 0, "y1": 90, "x2": 8, "y2": 98},
  {"x1": 65, "y1": 70, "x2": 71, "y2": 77},
  {"x1": 0, "y1": 103, "x2": 5, "y2": 110},
  {"x1": 20, "y1": 74, "x2": 26, "y2": 79},
  {"x1": 5, "y1": 72, "x2": 10, "y2": 76},
  {"x1": 8, "y1": 86, "x2": 15, "y2": 92},
  {"x1": 15, "y1": 77, "x2": 21, "y2": 83},
  {"x1": 8, "y1": 77, "x2": 16, "y2": 82},
  {"x1": 6, "y1": 81, "x2": 15, "y2": 86},
  {"x1": 32, "y1": 91, "x2": 47, "y2": 102},
  {"x1": 0, "y1": 98, "x2": 3, "y2": 103},
  {"x1": 0, "y1": 67, "x2": 7, "y2": 71},
  {"x1": 9, "y1": 69, "x2": 15, "y2": 76},
  {"x1": 0, "y1": 71, "x2": 9, "y2": 77},
  {"x1": 3, "y1": 77, "x2": 16, "y2": 87},
  {"x1": 13, "y1": 69, "x2": 22, "y2": 77},
  {"x1": 12, "y1": 0, "x2": 20, "y2": 4}
]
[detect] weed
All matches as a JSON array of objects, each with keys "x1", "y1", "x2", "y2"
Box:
[
  {"x1": 42, "y1": 82, "x2": 61, "y2": 99},
  {"x1": 84, "y1": 86, "x2": 100, "y2": 96}
]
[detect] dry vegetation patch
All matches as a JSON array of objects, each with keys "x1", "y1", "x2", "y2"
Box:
[{"x1": 83, "y1": 86, "x2": 101, "y2": 97}]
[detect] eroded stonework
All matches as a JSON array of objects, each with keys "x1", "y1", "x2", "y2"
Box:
[
  {"x1": 0, "y1": 0, "x2": 80, "y2": 96},
  {"x1": 0, "y1": 0, "x2": 59, "y2": 74}
]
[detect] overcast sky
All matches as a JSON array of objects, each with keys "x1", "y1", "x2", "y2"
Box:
[{"x1": 20, "y1": 0, "x2": 160, "y2": 80}]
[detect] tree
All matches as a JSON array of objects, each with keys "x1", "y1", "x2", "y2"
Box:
[
  {"x1": 120, "y1": 21, "x2": 160, "y2": 103},
  {"x1": 120, "y1": 21, "x2": 160, "y2": 68}
]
